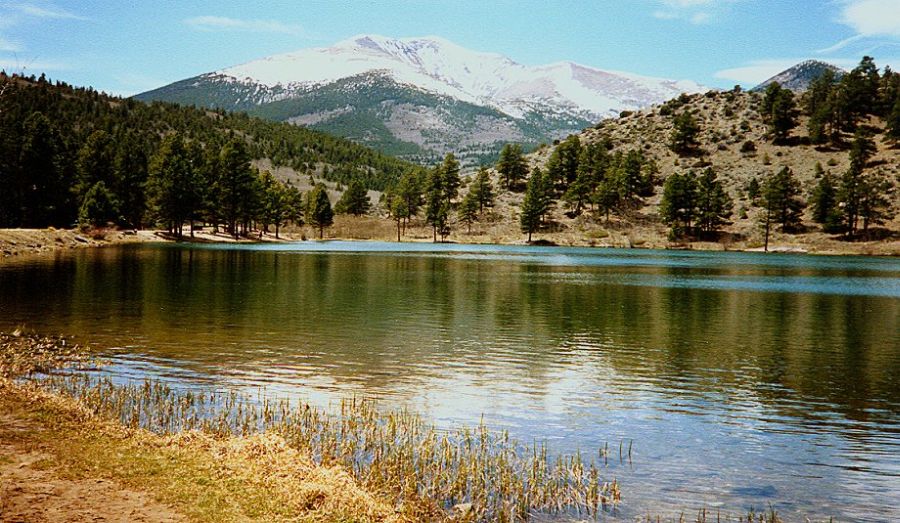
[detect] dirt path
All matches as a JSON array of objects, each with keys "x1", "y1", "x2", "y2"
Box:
[{"x1": 0, "y1": 413, "x2": 185, "y2": 523}]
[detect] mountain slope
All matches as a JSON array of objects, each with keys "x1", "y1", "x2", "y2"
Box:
[
  {"x1": 136, "y1": 35, "x2": 704, "y2": 165},
  {"x1": 752, "y1": 60, "x2": 845, "y2": 92}
]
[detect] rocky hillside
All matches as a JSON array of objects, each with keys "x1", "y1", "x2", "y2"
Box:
[
  {"x1": 440, "y1": 87, "x2": 898, "y2": 254},
  {"x1": 136, "y1": 35, "x2": 703, "y2": 166}
]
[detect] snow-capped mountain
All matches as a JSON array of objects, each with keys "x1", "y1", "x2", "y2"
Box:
[
  {"x1": 752, "y1": 60, "x2": 845, "y2": 93},
  {"x1": 136, "y1": 35, "x2": 705, "y2": 164}
]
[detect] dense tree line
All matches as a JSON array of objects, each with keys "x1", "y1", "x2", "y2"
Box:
[{"x1": 0, "y1": 73, "x2": 413, "y2": 229}]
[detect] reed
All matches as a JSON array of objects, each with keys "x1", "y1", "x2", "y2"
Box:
[
  {"x1": 37, "y1": 372, "x2": 621, "y2": 521},
  {"x1": 5, "y1": 332, "x2": 620, "y2": 521}
]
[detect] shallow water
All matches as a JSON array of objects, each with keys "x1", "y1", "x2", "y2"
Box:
[{"x1": 1, "y1": 242, "x2": 898, "y2": 521}]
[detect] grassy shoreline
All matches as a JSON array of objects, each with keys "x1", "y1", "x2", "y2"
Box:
[
  {"x1": 1, "y1": 332, "x2": 623, "y2": 522},
  {"x1": 0, "y1": 331, "x2": 806, "y2": 522}
]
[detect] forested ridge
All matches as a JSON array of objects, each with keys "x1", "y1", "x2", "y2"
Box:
[{"x1": 0, "y1": 72, "x2": 415, "y2": 230}]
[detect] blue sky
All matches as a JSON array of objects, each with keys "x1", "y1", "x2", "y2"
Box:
[{"x1": 1, "y1": 0, "x2": 899, "y2": 96}]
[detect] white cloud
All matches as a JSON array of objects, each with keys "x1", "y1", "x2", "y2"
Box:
[
  {"x1": 0, "y1": 56, "x2": 72, "y2": 74},
  {"x1": 690, "y1": 12, "x2": 713, "y2": 24},
  {"x1": 8, "y1": 3, "x2": 88, "y2": 20},
  {"x1": 652, "y1": 0, "x2": 733, "y2": 24},
  {"x1": 714, "y1": 59, "x2": 802, "y2": 84},
  {"x1": 185, "y1": 16, "x2": 307, "y2": 36},
  {"x1": 819, "y1": 0, "x2": 900, "y2": 53},
  {"x1": 841, "y1": 0, "x2": 900, "y2": 36},
  {"x1": 0, "y1": 36, "x2": 21, "y2": 52},
  {"x1": 652, "y1": 10, "x2": 680, "y2": 19}
]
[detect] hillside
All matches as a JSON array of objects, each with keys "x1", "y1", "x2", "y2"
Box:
[
  {"x1": 469, "y1": 86, "x2": 899, "y2": 253},
  {"x1": 0, "y1": 73, "x2": 416, "y2": 229},
  {"x1": 136, "y1": 35, "x2": 703, "y2": 166},
  {"x1": 375, "y1": 65, "x2": 898, "y2": 255}
]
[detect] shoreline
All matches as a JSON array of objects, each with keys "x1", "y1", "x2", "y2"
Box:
[
  {"x1": 1, "y1": 224, "x2": 897, "y2": 263},
  {"x1": 0, "y1": 332, "x2": 621, "y2": 523},
  {"x1": 0, "y1": 331, "x2": 807, "y2": 523}
]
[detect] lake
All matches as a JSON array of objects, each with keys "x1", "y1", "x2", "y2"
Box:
[{"x1": 1, "y1": 242, "x2": 898, "y2": 521}]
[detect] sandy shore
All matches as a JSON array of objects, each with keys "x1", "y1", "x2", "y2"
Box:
[{"x1": 2, "y1": 220, "x2": 897, "y2": 262}]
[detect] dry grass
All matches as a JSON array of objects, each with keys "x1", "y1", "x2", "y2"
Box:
[{"x1": 2, "y1": 332, "x2": 622, "y2": 522}]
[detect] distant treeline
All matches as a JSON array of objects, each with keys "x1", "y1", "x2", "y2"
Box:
[{"x1": 0, "y1": 73, "x2": 415, "y2": 230}]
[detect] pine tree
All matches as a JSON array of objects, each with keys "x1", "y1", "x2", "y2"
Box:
[
  {"x1": 885, "y1": 95, "x2": 900, "y2": 141},
  {"x1": 857, "y1": 170, "x2": 893, "y2": 239},
  {"x1": 114, "y1": 135, "x2": 148, "y2": 229},
  {"x1": 148, "y1": 134, "x2": 201, "y2": 237},
  {"x1": 18, "y1": 112, "x2": 69, "y2": 227},
  {"x1": 459, "y1": 190, "x2": 479, "y2": 233},
  {"x1": 805, "y1": 70, "x2": 836, "y2": 145},
  {"x1": 670, "y1": 112, "x2": 700, "y2": 155},
  {"x1": 75, "y1": 130, "x2": 117, "y2": 213},
  {"x1": 389, "y1": 193, "x2": 410, "y2": 242},
  {"x1": 520, "y1": 167, "x2": 551, "y2": 242},
  {"x1": 306, "y1": 183, "x2": 334, "y2": 239},
  {"x1": 285, "y1": 184, "x2": 305, "y2": 228},
  {"x1": 335, "y1": 179, "x2": 371, "y2": 215},
  {"x1": 761, "y1": 166, "x2": 805, "y2": 232},
  {"x1": 660, "y1": 171, "x2": 698, "y2": 238},
  {"x1": 78, "y1": 181, "x2": 119, "y2": 227},
  {"x1": 259, "y1": 170, "x2": 288, "y2": 237},
  {"x1": 394, "y1": 170, "x2": 423, "y2": 234},
  {"x1": 440, "y1": 153, "x2": 460, "y2": 206},
  {"x1": 592, "y1": 179, "x2": 619, "y2": 224},
  {"x1": 763, "y1": 83, "x2": 798, "y2": 142},
  {"x1": 496, "y1": 143, "x2": 528, "y2": 190},
  {"x1": 747, "y1": 177, "x2": 761, "y2": 203},
  {"x1": 218, "y1": 139, "x2": 256, "y2": 238},
  {"x1": 695, "y1": 167, "x2": 732, "y2": 237},
  {"x1": 545, "y1": 135, "x2": 581, "y2": 189},
  {"x1": 839, "y1": 131, "x2": 894, "y2": 238},
  {"x1": 810, "y1": 171, "x2": 842, "y2": 233},
  {"x1": 424, "y1": 166, "x2": 445, "y2": 242},
  {"x1": 469, "y1": 167, "x2": 494, "y2": 214}
]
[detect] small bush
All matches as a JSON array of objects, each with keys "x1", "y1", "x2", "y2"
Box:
[{"x1": 740, "y1": 140, "x2": 757, "y2": 153}]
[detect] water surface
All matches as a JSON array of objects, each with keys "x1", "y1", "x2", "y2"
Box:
[{"x1": 1, "y1": 242, "x2": 898, "y2": 521}]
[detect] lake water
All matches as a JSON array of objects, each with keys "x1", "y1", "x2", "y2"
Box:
[{"x1": 1, "y1": 242, "x2": 898, "y2": 521}]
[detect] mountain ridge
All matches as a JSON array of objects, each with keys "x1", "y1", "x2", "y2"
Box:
[
  {"x1": 135, "y1": 35, "x2": 704, "y2": 165},
  {"x1": 752, "y1": 60, "x2": 845, "y2": 92}
]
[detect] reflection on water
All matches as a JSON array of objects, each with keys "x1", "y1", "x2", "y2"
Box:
[{"x1": 1, "y1": 242, "x2": 898, "y2": 521}]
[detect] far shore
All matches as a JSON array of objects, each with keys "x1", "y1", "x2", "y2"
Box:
[{"x1": 1, "y1": 217, "x2": 898, "y2": 263}]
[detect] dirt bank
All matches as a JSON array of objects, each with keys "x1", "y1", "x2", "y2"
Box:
[{"x1": 0, "y1": 228, "x2": 161, "y2": 260}]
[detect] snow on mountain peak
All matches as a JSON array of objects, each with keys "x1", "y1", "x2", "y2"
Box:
[{"x1": 218, "y1": 35, "x2": 704, "y2": 120}]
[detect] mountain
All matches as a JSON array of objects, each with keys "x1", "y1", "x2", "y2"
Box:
[
  {"x1": 752, "y1": 60, "x2": 845, "y2": 92},
  {"x1": 136, "y1": 35, "x2": 704, "y2": 165}
]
